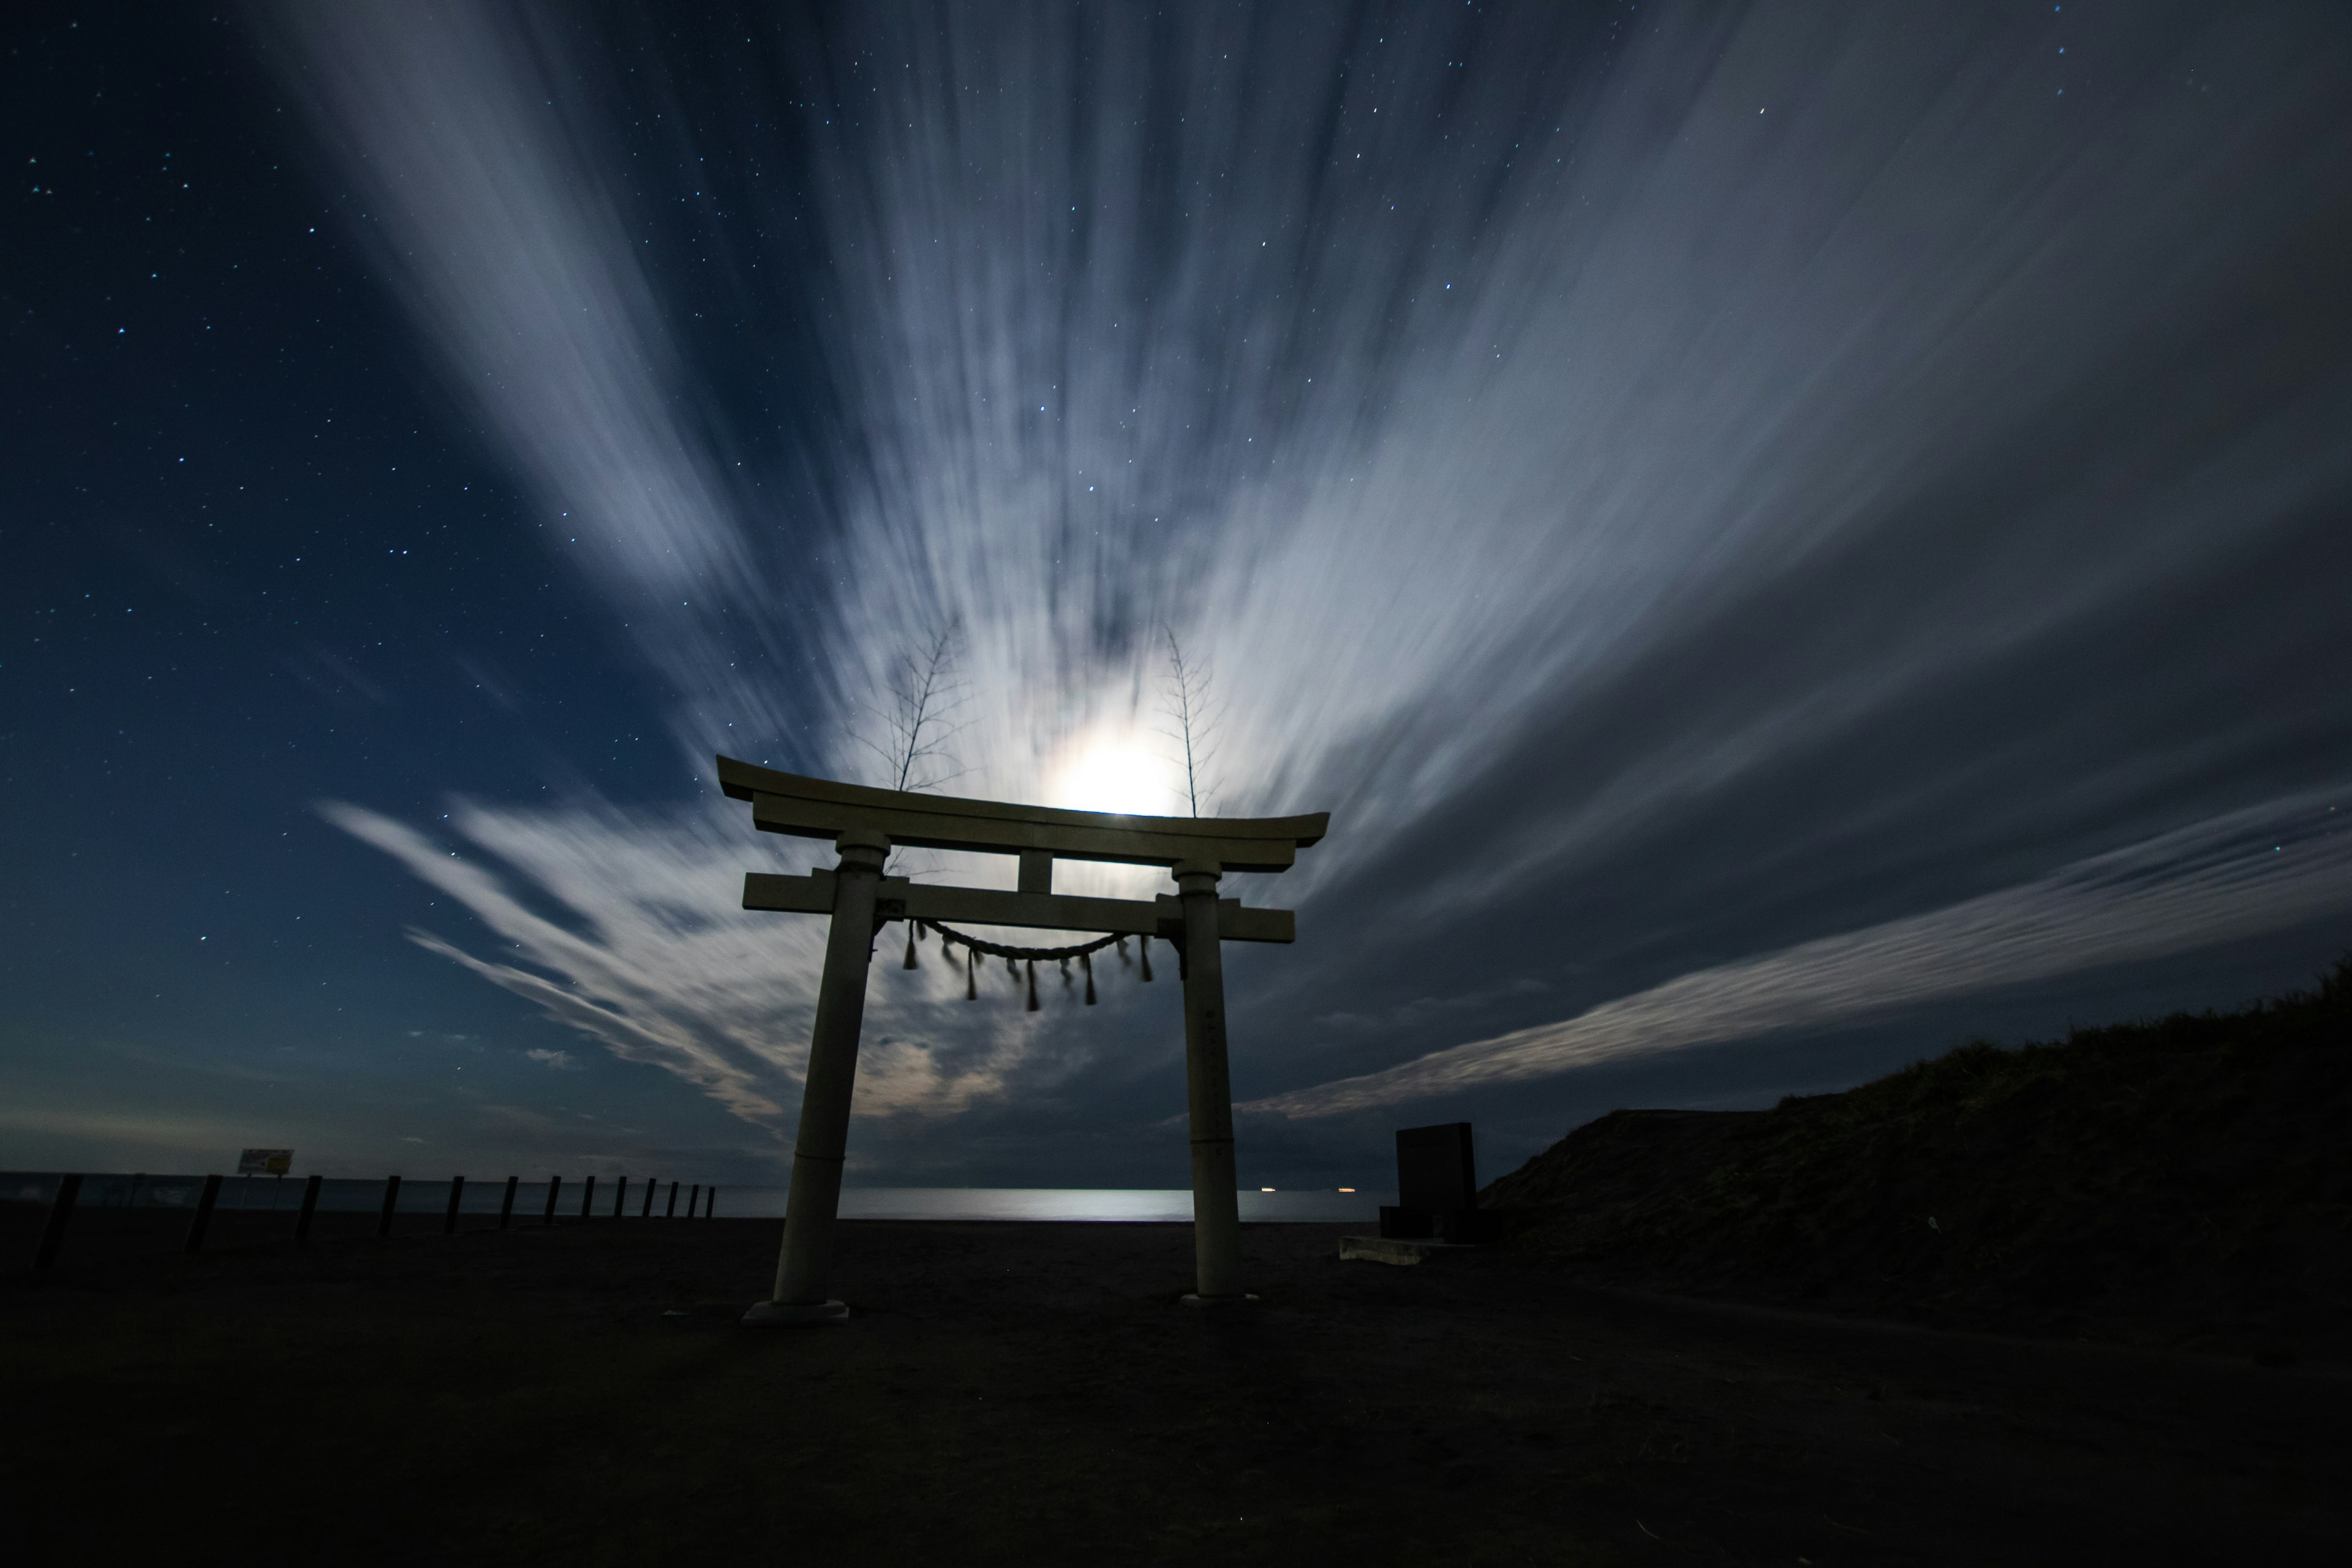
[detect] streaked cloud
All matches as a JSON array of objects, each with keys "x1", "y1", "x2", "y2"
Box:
[
  {"x1": 265, "y1": 2, "x2": 810, "y2": 751},
  {"x1": 1246, "y1": 788, "x2": 2352, "y2": 1118},
  {"x1": 317, "y1": 797, "x2": 1056, "y2": 1126}
]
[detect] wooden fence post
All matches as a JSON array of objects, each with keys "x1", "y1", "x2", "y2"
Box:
[
  {"x1": 688, "y1": 1183, "x2": 701, "y2": 1219},
  {"x1": 378, "y1": 1175, "x2": 401, "y2": 1237},
  {"x1": 443, "y1": 1175, "x2": 465, "y2": 1235},
  {"x1": 32, "y1": 1174, "x2": 81, "y2": 1270},
  {"x1": 706, "y1": 1187, "x2": 717, "y2": 1219},
  {"x1": 295, "y1": 1174, "x2": 322, "y2": 1245},
  {"x1": 641, "y1": 1179, "x2": 655, "y2": 1218},
  {"x1": 543, "y1": 1175, "x2": 562, "y2": 1227},
  {"x1": 183, "y1": 1174, "x2": 224, "y2": 1256},
  {"x1": 613, "y1": 1175, "x2": 628, "y2": 1218},
  {"x1": 666, "y1": 1180, "x2": 679, "y2": 1218},
  {"x1": 499, "y1": 1175, "x2": 518, "y2": 1229},
  {"x1": 579, "y1": 1174, "x2": 595, "y2": 1219}
]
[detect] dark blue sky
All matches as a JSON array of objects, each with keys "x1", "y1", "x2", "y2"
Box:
[{"x1": 6, "y1": 2, "x2": 2351, "y2": 1191}]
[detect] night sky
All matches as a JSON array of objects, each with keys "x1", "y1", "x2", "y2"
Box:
[{"x1": 7, "y1": 2, "x2": 2351, "y2": 1192}]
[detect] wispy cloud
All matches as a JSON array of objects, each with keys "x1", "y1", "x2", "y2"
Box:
[
  {"x1": 1246, "y1": 790, "x2": 2352, "y2": 1118},
  {"x1": 265, "y1": 2, "x2": 809, "y2": 753},
  {"x1": 317, "y1": 797, "x2": 1049, "y2": 1127}
]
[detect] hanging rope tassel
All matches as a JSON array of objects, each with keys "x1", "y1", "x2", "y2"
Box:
[
  {"x1": 902, "y1": 922, "x2": 918, "y2": 970},
  {"x1": 964, "y1": 944, "x2": 978, "y2": 1001},
  {"x1": 1116, "y1": 935, "x2": 1131, "y2": 967},
  {"x1": 1025, "y1": 960, "x2": 1039, "y2": 1011},
  {"x1": 918, "y1": 922, "x2": 1127, "y2": 970},
  {"x1": 1140, "y1": 933, "x2": 1153, "y2": 982},
  {"x1": 1084, "y1": 951, "x2": 1097, "y2": 1005}
]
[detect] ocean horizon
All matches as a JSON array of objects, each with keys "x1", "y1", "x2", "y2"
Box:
[{"x1": 4, "y1": 1172, "x2": 1389, "y2": 1224}]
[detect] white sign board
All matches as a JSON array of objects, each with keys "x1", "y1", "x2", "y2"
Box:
[{"x1": 238, "y1": 1148, "x2": 293, "y2": 1176}]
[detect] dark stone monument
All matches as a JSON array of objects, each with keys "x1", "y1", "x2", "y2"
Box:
[{"x1": 1379, "y1": 1122, "x2": 1487, "y2": 1243}]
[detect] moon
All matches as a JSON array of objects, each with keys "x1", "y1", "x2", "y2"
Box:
[{"x1": 1053, "y1": 733, "x2": 1174, "y2": 817}]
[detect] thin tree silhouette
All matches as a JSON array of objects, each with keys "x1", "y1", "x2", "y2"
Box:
[
  {"x1": 854, "y1": 622, "x2": 971, "y2": 897},
  {"x1": 1159, "y1": 626, "x2": 1221, "y2": 818},
  {"x1": 856, "y1": 620, "x2": 970, "y2": 796}
]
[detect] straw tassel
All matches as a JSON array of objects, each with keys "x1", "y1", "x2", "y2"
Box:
[
  {"x1": 965, "y1": 944, "x2": 978, "y2": 1001},
  {"x1": 902, "y1": 922, "x2": 918, "y2": 970},
  {"x1": 1116, "y1": 936, "x2": 1131, "y2": 966},
  {"x1": 1025, "y1": 960, "x2": 1039, "y2": 1011},
  {"x1": 1083, "y1": 951, "x2": 1097, "y2": 1005},
  {"x1": 1140, "y1": 933, "x2": 1153, "y2": 982},
  {"x1": 1059, "y1": 957, "x2": 1072, "y2": 993}
]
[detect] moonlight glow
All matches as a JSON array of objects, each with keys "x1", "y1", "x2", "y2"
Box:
[{"x1": 1052, "y1": 736, "x2": 1175, "y2": 819}]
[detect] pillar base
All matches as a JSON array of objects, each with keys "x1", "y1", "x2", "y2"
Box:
[
  {"x1": 741, "y1": 1298, "x2": 850, "y2": 1326},
  {"x1": 1180, "y1": 1292, "x2": 1260, "y2": 1308}
]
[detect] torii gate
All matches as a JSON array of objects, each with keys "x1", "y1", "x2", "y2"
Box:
[{"x1": 717, "y1": 754, "x2": 1327, "y2": 1323}]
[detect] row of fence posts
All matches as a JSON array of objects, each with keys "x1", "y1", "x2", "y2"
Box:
[{"x1": 28, "y1": 1173, "x2": 716, "y2": 1272}]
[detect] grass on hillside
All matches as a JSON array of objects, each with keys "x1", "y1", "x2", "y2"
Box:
[{"x1": 1483, "y1": 960, "x2": 2352, "y2": 1355}]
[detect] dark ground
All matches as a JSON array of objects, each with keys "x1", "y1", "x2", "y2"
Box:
[{"x1": 2, "y1": 1205, "x2": 2346, "y2": 1566}]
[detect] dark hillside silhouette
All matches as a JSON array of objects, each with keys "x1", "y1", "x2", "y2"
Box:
[{"x1": 1485, "y1": 960, "x2": 2352, "y2": 1359}]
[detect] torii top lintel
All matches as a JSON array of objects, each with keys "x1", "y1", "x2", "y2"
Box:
[{"x1": 715, "y1": 755, "x2": 1327, "y2": 874}]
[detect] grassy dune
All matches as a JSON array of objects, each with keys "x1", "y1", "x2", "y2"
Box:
[{"x1": 1485, "y1": 961, "x2": 2352, "y2": 1358}]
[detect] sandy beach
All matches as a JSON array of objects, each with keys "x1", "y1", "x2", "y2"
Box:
[{"x1": 3, "y1": 1204, "x2": 2345, "y2": 1564}]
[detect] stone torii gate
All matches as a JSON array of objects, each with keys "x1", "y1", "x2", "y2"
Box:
[{"x1": 717, "y1": 755, "x2": 1327, "y2": 1323}]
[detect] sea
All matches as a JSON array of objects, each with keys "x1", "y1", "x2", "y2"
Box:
[{"x1": 4, "y1": 1172, "x2": 1387, "y2": 1224}]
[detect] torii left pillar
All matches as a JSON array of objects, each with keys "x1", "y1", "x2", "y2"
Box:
[{"x1": 743, "y1": 827, "x2": 888, "y2": 1325}]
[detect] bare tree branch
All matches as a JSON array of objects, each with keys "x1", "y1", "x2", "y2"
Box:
[
  {"x1": 854, "y1": 620, "x2": 971, "y2": 796},
  {"x1": 1159, "y1": 625, "x2": 1221, "y2": 818},
  {"x1": 850, "y1": 622, "x2": 972, "y2": 886}
]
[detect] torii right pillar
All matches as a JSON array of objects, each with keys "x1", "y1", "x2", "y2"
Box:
[{"x1": 1174, "y1": 859, "x2": 1248, "y2": 1304}]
